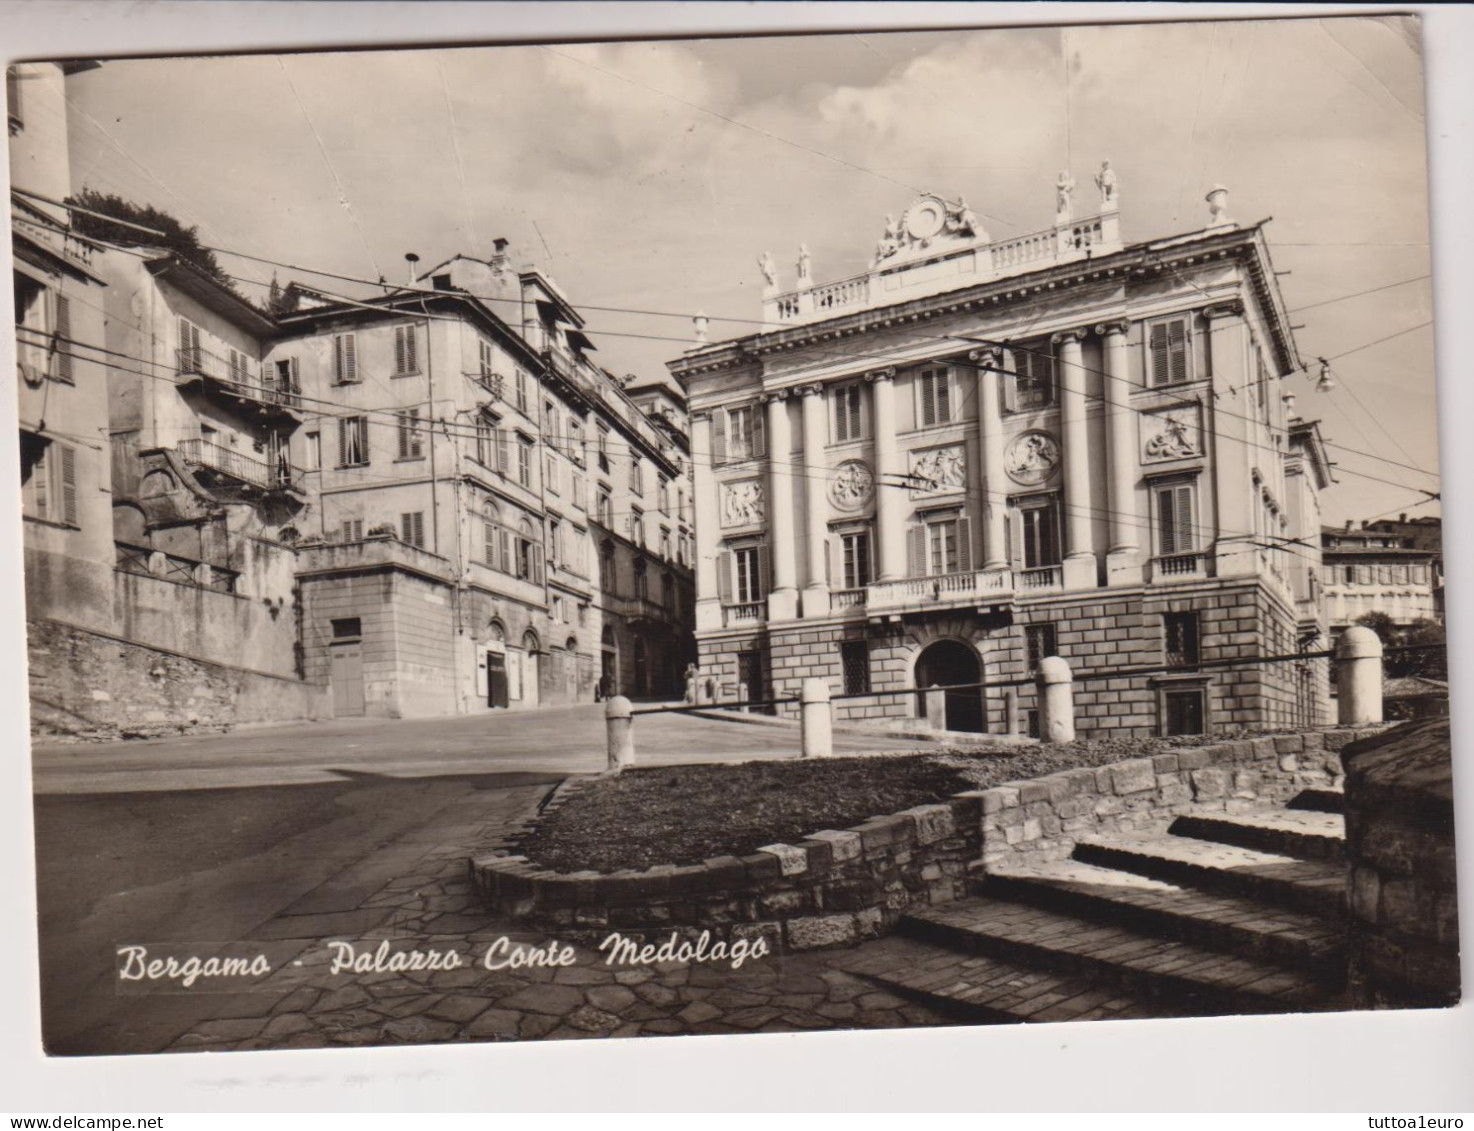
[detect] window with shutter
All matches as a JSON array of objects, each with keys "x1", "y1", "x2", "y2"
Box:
[
  {"x1": 833, "y1": 385, "x2": 864, "y2": 442},
  {"x1": 53, "y1": 294, "x2": 72, "y2": 383},
  {"x1": 394, "y1": 325, "x2": 418, "y2": 376},
  {"x1": 955, "y1": 515, "x2": 972, "y2": 572},
  {"x1": 917, "y1": 367, "x2": 954, "y2": 427},
  {"x1": 334, "y1": 334, "x2": 358, "y2": 384},
  {"x1": 397, "y1": 410, "x2": 424, "y2": 460},
  {"x1": 338, "y1": 416, "x2": 368, "y2": 466},
  {"x1": 30, "y1": 446, "x2": 49, "y2": 521},
  {"x1": 1010, "y1": 345, "x2": 1052, "y2": 410},
  {"x1": 58, "y1": 443, "x2": 77, "y2": 526},
  {"x1": 751, "y1": 405, "x2": 766, "y2": 459},
  {"x1": 907, "y1": 524, "x2": 926, "y2": 577},
  {"x1": 717, "y1": 550, "x2": 733, "y2": 603},
  {"x1": 177, "y1": 317, "x2": 201, "y2": 374},
  {"x1": 1019, "y1": 497, "x2": 1062, "y2": 568},
  {"x1": 342, "y1": 519, "x2": 363, "y2": 543},
  {"x1": 1154, "y1": 480, "x2": 1197, "y2": 555},
  {"x1": 1148, "y1": 318, "x2": 1191, "y2": 387},
  {"x1": 756, "y1": 543, "x2": 771, "y2": 598}
]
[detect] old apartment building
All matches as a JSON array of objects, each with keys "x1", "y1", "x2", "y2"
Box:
[
  {"x1": 274, "y1": 252, "x2": 694, "y2": 718},
  {"x1": 1321, "y1": 516, "x2": 1443, "y2": 636},
  {"x1": 670, "y1": 170, "x2": 1333, "y2": 738},
  {"x1": 12, "y1": 62, "x2": 693, "y2": 733}
]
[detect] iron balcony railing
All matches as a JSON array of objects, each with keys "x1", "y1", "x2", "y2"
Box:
[
  {"x1": 177, "y1": 437, "x2": 293, "y2": 491},
  {"x1": 177, "y1": 346, "x2": 302, "y2": 409}
]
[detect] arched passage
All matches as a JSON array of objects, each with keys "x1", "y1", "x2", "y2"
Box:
[{"x1": 914, "y1": 639, "x2": 983, "y2": 733}]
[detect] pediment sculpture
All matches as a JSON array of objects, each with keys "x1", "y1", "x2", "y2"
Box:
[{"x1": 873, "y1": 194, "x2": 988, "y2": 268}]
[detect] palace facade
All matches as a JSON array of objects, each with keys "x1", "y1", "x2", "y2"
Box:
[{"x1": 670, "y1": 171, "x2": 1333, "y2": 738}]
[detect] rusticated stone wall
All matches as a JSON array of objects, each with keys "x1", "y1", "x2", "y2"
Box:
[{"x1": 1342, "y1": 719, "x2": 1461, "y2": 1008}]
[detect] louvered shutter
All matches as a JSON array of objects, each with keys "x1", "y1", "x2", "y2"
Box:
[
  {"x1": 1174, "y1": 484, "x2": 1195, "y2": 551},
  {"x1": 1149, "y1": 323, "x2": 1169, "y2": 388},
  {"x1": 1156, "y1": 486, "x2": 1178, "y2": 555},
  {"x1": 709, "y1": 411, "x2": 726, "y2": 466},
  {"x1": 717, "y1": 550, "x2": 733, "y2": 603},
  {"x1": 336, "y1": 334, "x2": 357, "y2": 383},
  {"x1": 397, "y1": 414, "x2": 409, "y2": 460},
  {"x1": 751, "y1": 405, "x2": 766, "y2": 459},
  {"x1": 337, "y1": 417, "x2": 349, "y2": 465},
  {"x1": 756, "y1": 543, "x2": 771, "y2": 595},
  {"x1": 956, "y1": 515, "x2": 972, "y2": 573},
  {"x1": 1003, "y1": 352, "x2": 1020, "y2": 412},
  {"x1": 919, "y1": 371, "x2": 935, "y2": 427},
  {"x1": 53, "y1": 295, "x2": 72, "y2": 382},
  {"x1": 533, "y1": 544, "x2": 545, "y2": 585},
  {"x1": 497, "y1": 429, "x2": 510, "y2": 474},
  {"x1": 937, "y1": 368, "x2": 952, "y2": 423},
  {"x1": 1168, "y1": 319, "x2": 1189, "y2": 386},
  {"x1": 499, "y1": 529, "x2": 511, "y2": 573},
  {"x1": 483, "y1": 522, "x2": 495, "y2": 566},
  {"x1": 58, "y1": 444, "x2": 77, "y2": 526},
  {"x1": 1005, "y1": 506, "x2": 1020, "y2": 569},
  {"x1": 31, "y1": 447, "x2": 48, "y2": 520},
  {"x1": 825, "y1": 536, "x2": 834, "y2": 587},
  {"x1": 908, "y1": 524, "x2": 926, "y2": 577},
  {"x1": 851, "y1": 387, "x2": 863, "y2": 439}
]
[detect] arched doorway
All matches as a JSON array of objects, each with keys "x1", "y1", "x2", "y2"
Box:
[
  {"x1": 914, "y1": 639, "x2": 984, "y2": 733},
  {"x1": 485, "y1": 618, "x2": 508, "y2": 708},
  {"x1": 521, "y1": 629, "x2": 541, "y2": 708}
]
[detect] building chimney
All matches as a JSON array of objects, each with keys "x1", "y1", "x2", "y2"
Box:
[
  {"x1": 490, "y1": 238, "x2": 510, "y2": 272},
  {"x1": 405, "y1": 252, "x2": 420, "y2": 285},
  {"x1": 1400, "y1": 513, "x2": 1408, "y2": 523}
]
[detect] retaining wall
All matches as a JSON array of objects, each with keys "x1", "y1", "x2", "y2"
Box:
[{"x1": 470, "y1": 727, "x2": 1377, "y2": 951}]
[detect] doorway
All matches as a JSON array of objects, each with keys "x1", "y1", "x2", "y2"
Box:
[
  {"x1": 330, "y1": 642, "x2": 365, "y2": 717},
  {"x1": 914, "y1": 639, "x2": 983, "y2": 732},
  {"x1": 737, "y1": 650, "x2": 767, "y2": 713},
  {"x1": 487, "y1": 651, "x2": 508, "y2": 708}
]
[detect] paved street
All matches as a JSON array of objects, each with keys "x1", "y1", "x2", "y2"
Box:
[
  {"x1": 31, "y1": 706, "x2": 946, "y2": 1055},
  {"x1": 32, "y1": 703, "x2": 932, "y2": 794}
]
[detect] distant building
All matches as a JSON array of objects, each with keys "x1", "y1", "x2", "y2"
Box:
[
  {"x1": 671, "y1": 172, "x2": 1332, "y2": 737},
  {"x1": 1321, "y1": 517, "x2": 1442, "y2": 634}
]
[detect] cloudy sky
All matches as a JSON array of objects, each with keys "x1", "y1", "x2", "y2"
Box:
[{"x1": 61, "y1": 13, "x2": 1436, "y2": 524}]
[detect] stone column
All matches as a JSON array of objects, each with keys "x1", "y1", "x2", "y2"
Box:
[
  {"x1": 765, "y1": 390, "x2": 799, "y2": 621},
  {"x1": 1055, "y1": 329, "x2": 1096, "y2": 589},
  {"x1": 870, "y1": 368, "x2": 905, "y2": 581},
  {"x1": 800, "y1": 383, "x2": 830, "y2": 617},
  {"x1": 1096, "y1": 321, "x2": 1140, "y2": 585},
  {"x1": 970, "y1": 348, "x2": 1008, "y2": 570},
  {"x1": 691, "y1": 411, "x2": 723, "y2": 632},
  {"x1": 1206, "y1": 299, "x2": 1251, "y2": 578}
]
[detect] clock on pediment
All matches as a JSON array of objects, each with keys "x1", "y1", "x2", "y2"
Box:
[{"x1": 902, "y1": 195, "x2": 949, "y2": 242}]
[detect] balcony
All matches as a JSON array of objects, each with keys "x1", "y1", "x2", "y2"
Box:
[
  {"x1": 830, "y1": 588, "x2": 868, "y2": 614},
  {"x1": 176, "y1": 347, "x2": 303, "y2": 425},
  {"x1": 177, "y1": 437, "x2": 296, "y2": 494},
  {"x1": 722, "y1": 601, "x2": 765, "y2": 628},
  {"x1": 1151, "y1": 552, "x2": 1208, "y2": 582},
  {"x1": 1016, "y1": 565, "x2": 1064, "y2": 592},
  {"x1": 11, "y1": 194, "x2": 99, "y2": 275},
  {"x1": 868, "y1": 567, "x2": 1015, "y2": 615},
  {"x1": 116, "y1": 540, "x2": 239, "y2": 593}
]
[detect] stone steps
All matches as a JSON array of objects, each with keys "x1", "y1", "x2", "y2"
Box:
[
  {"x1": 902, "y1": 897, "x2": 1336, "y2": 1013},
  {"x1": 1168, "y1": 810, "x2": 1347, "y2": 862},
  {"x1": 1073, "y1": 833, "x2": 1348, "y2": 918},
  {"x1": 832, "y1": 935, "x2": 1200, "y2": 1025},
  {"x1": 975, "y1": 860, "x2": 1346, "y2": 979}
]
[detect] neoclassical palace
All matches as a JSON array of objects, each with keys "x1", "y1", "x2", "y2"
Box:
[{"x1": 669, "y1": 169, "x2": 1334, "y2": 738}]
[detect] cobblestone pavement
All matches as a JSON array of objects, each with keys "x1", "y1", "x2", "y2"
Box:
[{"x1": 162, "y1": 782, "x2": 958, "y2": 1053}]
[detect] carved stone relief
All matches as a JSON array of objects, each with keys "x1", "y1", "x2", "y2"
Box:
[
  {"x1": 1141, "y1": 407, "x2": 1203, "y2": 463},
  {"x1": 828, "y1": 459, "x2": 875, "y2": 513},
  {"x1": 1004, "y1": 430, "x2": 1061, "y2": 486},
  {"x1": 720, "y1": 478, "x2": 765, "y2": 528},
  {"x1": 909, "y1": 444, "x2": 966, "y2": 498}
]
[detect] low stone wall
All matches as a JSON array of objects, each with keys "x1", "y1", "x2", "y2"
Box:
[
  {"x1": 1341, "y1": 719, "x2": 1461, "y2": 1008},
  {"x1": 976, "y1": 729, "x2": 1372, "y2": 871},
  {"x1": 471, "y1": 780, "x2": 984, "y2": 953},
  {"x1": 470, "y1": 728, "x2": 1378, "y2": 951},
  {"x1": 27, "y1": 617, "x2": 331, "y2": 741}
]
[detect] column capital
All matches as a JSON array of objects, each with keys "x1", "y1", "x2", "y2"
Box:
[
  {"x1": 799, "y1": 382, "x2": 826, "y2": 398},
  {"x1": 689, "y1": 409, "x2": 714, "y2": 424},
  {"x1": 1203, "y1": 298, "x2": 1246, "y2": 321},
  {"x1": 1094, "y1": 320, "x2": 1130, "y2": 339},
  {"x1": 863, "y1": 366, "x2": 896, "y2": 383},
  {"x1": 1050, "y1": 327, "x2": 1088, "y2": 346},
  {"x1": 760, "y1": 388, "x2": 792, "y2": 404},
  {"x1": 967, "y1": 347, "x2": 1005, "y2": 370}
]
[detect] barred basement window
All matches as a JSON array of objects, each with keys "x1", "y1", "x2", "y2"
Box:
[
  {"x1": 1025, "y1": 623, "x2": 1057, "y2": 672},
  {"x1": 1164, "y1": 611, "x2": 1201, "y2": 668},
  {"x1": 840, "y1": 640, "x2": 870, "y2": 696}
]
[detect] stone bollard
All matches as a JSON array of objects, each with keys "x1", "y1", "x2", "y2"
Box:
[
  {"x1": 800, "y1": 678, "x2": 833, "y2": 758},
  {"x1": 1036, "y1": 656, "x2": 1075, "y2": 744},
  {"x1": 605, "y1": 695, "x2": 634, "y2": 773},
  {"x1": 1004, "y1": 687, "x2": 1020, "y2": 737},
  {"x1": 1336, "y1": 625, "x2": 1384, "y2": 726}
]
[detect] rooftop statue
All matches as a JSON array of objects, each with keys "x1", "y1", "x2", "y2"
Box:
[
  {"x1": 1056, "y1": 171, "x2": 1076, "y2": 220},
  {"x1": 758, "y1": 250, "x2": 777, "y2": 289},
  {"x1": 797, "y1": 243, "x2": 812, "y2": 283},
  {"x1": 1095, "y1": 160, "x2": 1118, "y2": 208}
]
